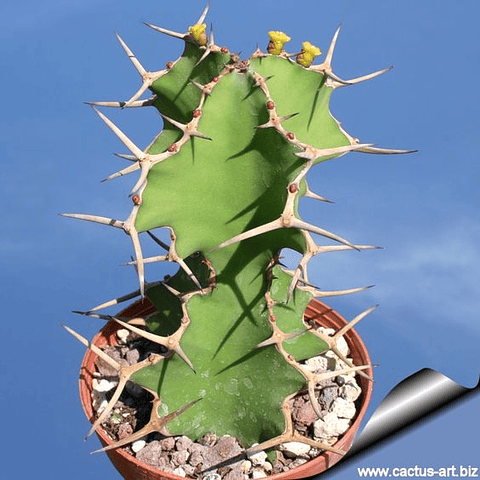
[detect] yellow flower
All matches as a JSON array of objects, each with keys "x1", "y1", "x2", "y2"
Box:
[
  {"x1": 296, "y1": 41, "x2": 322, "y2": 67},
  {"x1": 267, "y1": 31, "x2": 291, "y2": 55},
  {"x1": 189, "y1": 23, "x2": 207, "y2": 46}
]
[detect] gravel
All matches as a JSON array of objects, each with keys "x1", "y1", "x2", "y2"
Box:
[{"x1": 90, "y1": 327, "x2": 364, "y2": 478}]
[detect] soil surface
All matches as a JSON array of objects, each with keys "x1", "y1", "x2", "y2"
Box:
[{"x1": 91, "y1": 327, "x2": 363, "y2": 479}]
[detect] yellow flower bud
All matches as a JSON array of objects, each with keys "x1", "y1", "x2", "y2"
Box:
[
  {"x1": 189, "y1": 23, "x2": 207, "y2": 46},
  {"x1": 267, "y1": 31, "x2": 291, "y2": 55},
  {"x1": 296, "y1": 41, "x2": 322, "y2": 67}
]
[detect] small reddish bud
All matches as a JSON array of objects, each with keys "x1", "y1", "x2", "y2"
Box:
[
  {"x1": 288, "y1": 183, "x2": 299, "y2": 194},
  {"x1": 266, "y1": 100, "x2": 275, "y2": 110},
  {"x1": 267, "y1": 40, "x2": 276, "y2": 54},
  {"x1": 166, "y1": 61, "x2": 173, "y2": 69},
  {"x1": 220, "y1": 46, "x2": 229, "y2": 54},
  {"x1": 168, "y1": 144, "x2": 176, "y2": 152},
  {"x1": 192, "y1": 109, "x2": 201, "y2": 118},
  {"x1": 287, "y1": 354, "x2": 295, "y2": 362},
  {"x1": 212, "y1": 75, "x2": 220, "y2": 83},
  {"x1": 269, "y1": 315, "x2": 276, "y2": 323},
  {"x1": 286, "y1": 132, "x2": 295, "y2": 140},
  {"x1": 132, "y1": 195, "x2": 141, "y2": 205}
]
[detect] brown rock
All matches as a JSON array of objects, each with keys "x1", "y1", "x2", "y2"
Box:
[
  {"x1": 160, "y1": 436, "x2": 176, "y2": 451},
  {"x1": 117, "y1": 422, "x2": 133, "y2": 440},
  {"x1": 136, "y1": 441, "x2": 165, "y2": 467},
  {"x1": 293, "y1": 401, "x2": 317, "y2": 425}
]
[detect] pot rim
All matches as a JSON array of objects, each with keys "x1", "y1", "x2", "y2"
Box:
[{"x1": 78, "y1": 298, "x2": 373, "y2": 480}]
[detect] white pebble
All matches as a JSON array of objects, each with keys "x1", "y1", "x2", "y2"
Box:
[
  {"x1": 248, "y1": 446, "x2": 268, "y2": 466},
  {"x1": 317, "y1": 327, "x2": 335, "y2": 336},
  {"x1": 309, "y1": 447, "x2": 320, "y2": 457},
  {"x1": 314, "y1": 412, "x2": 350, "y2": 439},
  {"x1": 91, "y1": 390, "x2": 108, "y2": 413},
  {"x1": 335, "y1": 335, "x2": 349, "y2": 357},
  {"x1": 92, "y1": 378, "x2": 117, "y2": 392},
  {"x1": 289, "y1": 457, "x2": 309, "y2": 468},
  {"x1": 280, "y1": 442, "x2": 311, "y2": 458},
  {"x1": 304, "y1": 356, "x2": 329, "y2": 372},
  {"x1": 330, "y1": 398, "x2": 356, "y2": 419},
  {"x1": 340, "y1": 382, "x2": 361, "y2": 402},
  {"x1": 241, "y1": 460, "x2": 252, "y2": 473},
  {"x1": 116, "y1": 329, "x2": 130, "y2": 343},
  {"x1": 203, "y1": 474, "x2": 221, "y2": 480},
  {"x1": 173, "y1": 467, "x2": 186, "y2": 477},
  {"x1": 131, "y1": 440, "x2": 146, "y2": 453},
  {"x1": 252, "y1": 468, "x2": 267, "y2": 479}
]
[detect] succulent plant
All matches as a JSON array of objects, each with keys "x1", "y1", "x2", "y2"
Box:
[{"x1": 63, "y1": 4, "x2": 411, "y2": 465}]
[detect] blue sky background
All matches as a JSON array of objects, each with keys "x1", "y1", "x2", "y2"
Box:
[{"x1": 2, "y1": 0, "x2": 479, "y2": 478}]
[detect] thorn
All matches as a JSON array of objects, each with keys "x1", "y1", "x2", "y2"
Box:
[
  {"x1": 335, "y1": 304, "x2": 379, "y2": 339},
  {"x1": 317, "y1": 244, "x2": 381, "y2": 254},
  {"x1": 334, "y1": 66, "x2": 393, "y2": 87},
  {"x1": 304, "y1": 183, "x2": 334, "y2": 203},
  {"x1": 91, "y1": 107, "x2": 145, "y2": 160},
  {"x1": 357, "y1": 146, "x2": 418, "y2": 155},
  {"x1": 308, "y1": 285, "x2": 374, "y2": 298},
  {"x1": 315, "y1": 364, "x2": 372, "y2": 383},
  {"x1": 190, "y1": 80, "x2": 211, "y2": 95},
  {"x1": 129, "y1": 226, "x2": 145, "y2": 297},
  {"x1": 258, "y1": 111, "x2": 300, "y2": 129},
  {"x1": 162, "y1": 282, "x2": 182, "y2": 298},
  {"x1": 124, "y1": 82, "x2": 152, "y2": 107},
  {"x1": 124, "y1": 254, "x2": 168, "y2": 266},
  {"x1": 173, "y1": 345, "x2": 197, "y2": 373},
  {"x1": 325, "y1": 24, "x2": 342, "y2": 67},
  {"x1": 323, "y1": 69, "x2": 352, "y2": 85},
  {"x1": 193, "y1": 23, "x2": 215, "y2": 67},
  {"x1": 146, "y1": 230, "x2": 170, "y2": 251},
  {"x1": 279, "y1": 112, "x2": 299, "y2": 122},
  {"x1": 114, "y1": 152, "x2": 138, "y2": 161},
  {"x1": 160, "y1": 113, "x2": 188, "y2": 132},
  {"x1": 253, "y1": 75, "x2": 265, "y2": 88},
  {"x1": 99, "y1": 312, "x2": 195, "y2": 373},
  {"x1": 61, "y1": 323, "x2": 120, "y2": 370},
  {"x1": 128, "y1": 166, "x2": 150, "y2": 196},
  {"x1": 73, "y1": 310, "x2": 111, "y2": 321},
  {"x1": 176, "y1": 257, "x2": 204, "y2": 291},
  {"x1": 114, "y1": 33, "x2": 168, "y2": 105},
  {"x1": 60, "y1": 213, "x2": 124, "y2": 229},
  {"x1": 211, "y1": 219, "x2": 282, "y2": 252},
  {"x1": 196, "y1": 3, "x2": 210, "y2": 25},
  {"x1": 295, "y1": 143, "x2": 373, "y2": 161},
  {"x1": 189, "y1": 130, "x2": 212, "y2": 141},
  {"x1": 209, "y1": 23, "x2": 215, "y2": 45},
  {"x1": 195, "y1": 45, "x2": 212, "y2": 67},
  {"x1": 143, "y1": 22, "x2": 187, "y2": 40},
  {"x1": 254, "y1": 336, "x2": 277, "y2": 349},
  {"x1": 84, "y1": 97, "x2": 156, "y2": 108},
  {"x1": 115, "y1": 33, "x2": 147, "y2": 76},
  {"x1": 91, "y1": 395, "x2": 201, "y2": 454},
  {"x1": 101, "y1": 162, "x2": 140, "y2": 183},
  {"x1": 86, "y1": 282, "x2": 164, "y2": 312},
  {"x1": 308, "y1": 381, "x2": 323, "y2": 418},
  {"x1": 289, "y1": 218, "x2": 358, "y2": 250}
]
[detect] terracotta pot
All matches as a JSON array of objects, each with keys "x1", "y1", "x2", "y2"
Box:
[{"x1": 79, "y1": 298, "x2": 372, "y2": 480}]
